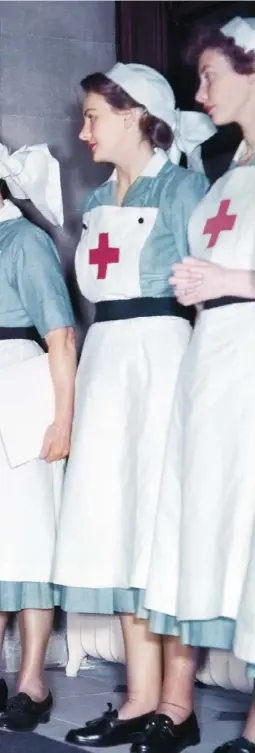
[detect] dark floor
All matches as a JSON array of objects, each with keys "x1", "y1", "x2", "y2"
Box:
[{"x1": 0, "y1": 660, "x2": 251, "y2": 751}]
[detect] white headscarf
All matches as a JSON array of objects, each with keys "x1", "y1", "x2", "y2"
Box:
[
  {"x1": 106, "y1": 62, "x2": 216, "y2": 168},
  {"x1": 222, "y1": 17, "x2": 255, "y2": 53},
  {"x1": 0, "y1": 143, "x2": 63, "y2": 226}
]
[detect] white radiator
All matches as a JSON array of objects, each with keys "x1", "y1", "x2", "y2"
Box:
[{"x1": 66, "y1": 613, "x2": 253, "y2": 694}]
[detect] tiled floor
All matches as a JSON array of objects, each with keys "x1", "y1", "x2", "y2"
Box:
[{"x1": 0, "y1": 660, "x2": 252, "y2": 751}]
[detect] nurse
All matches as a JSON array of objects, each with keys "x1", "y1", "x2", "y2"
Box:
[
  {"x1": 142, "y1": 16, "x2": 255, "y2": 753},
  {"x1": 53, "y1": 62, "x2": 213, "y2": 748},
  {"x1": 0, "y1": 144, "x2": 76, "y2": 732}
]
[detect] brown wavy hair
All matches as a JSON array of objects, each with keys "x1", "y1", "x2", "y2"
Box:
[{"x1": 185, "y1": 24, "x2": 255, "y2": 74}]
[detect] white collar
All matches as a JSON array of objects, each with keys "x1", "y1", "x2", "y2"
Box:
[
  {"x1": 232, "y1": 140, "x2": 255, "y2": 165},
  {"x1": 0, "y1": 200, "x2": 22, "y2": 224},
  {"x1": 108, "y1": 149, "x2": 169, "y2": 184}
]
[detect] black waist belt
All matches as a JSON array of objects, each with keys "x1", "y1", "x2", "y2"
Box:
[
  {"x1": 94, "y1": 297, "x2": 195, "y2": 324},
  {"x1": 0, "y1": 326, "x2": 42, "y2": 346},
  {"x1": 204, "y1": 296, "x2": 255, "y2": 310}
]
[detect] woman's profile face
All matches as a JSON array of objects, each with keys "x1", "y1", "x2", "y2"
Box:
[
  {"x1": 195, "y1": 48, "x2": 253, "y2": 126},
  {"x1": 79, "y1": 91, "x2": 132, "y2": 164}
]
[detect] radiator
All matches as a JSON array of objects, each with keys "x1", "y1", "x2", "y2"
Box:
[{"x1": 66, "y1": 613, "x2": 253, "y2": 693}]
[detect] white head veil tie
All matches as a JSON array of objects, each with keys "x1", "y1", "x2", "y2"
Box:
[
  {"x1": 0, "y1": 143, "x2": 63, "y2": 226},
  {"x1": 168, "y1": 108, "x2": 217, "y2": 168},
  {"x1": 106, "y1": 62, "x2": 216, "y2": 167}
]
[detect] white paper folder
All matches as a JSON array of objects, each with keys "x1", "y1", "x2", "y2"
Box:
[{"x1": 0, "y1": 353, "x2": 55, "y2": 467}]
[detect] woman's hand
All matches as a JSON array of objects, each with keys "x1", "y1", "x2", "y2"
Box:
[
  {"x1": 169, "y1": 256, "x2": 227, "y2": 306},
  {"x1": 40, "y1": 418, "x2": 72, "y2": 463}
]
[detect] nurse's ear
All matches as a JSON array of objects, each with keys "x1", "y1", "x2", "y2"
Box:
[{"x1": 124, "y1": 107, "x2": 144, "y2": 129}]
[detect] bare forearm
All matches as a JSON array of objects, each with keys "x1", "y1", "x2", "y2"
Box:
[
  {"x1": 222, "y1": 269, "x2": 255, "y2": 299},
  {"x1": 170, "y1": 258, "x2": 255, "y2": 308},
  {"x1": 45, "y1": 327, "x2": 77, "y2": 424}
]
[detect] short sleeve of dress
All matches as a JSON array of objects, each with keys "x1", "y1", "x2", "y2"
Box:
[
  {"x1": 171, "y1": 171, "x2": 208, "y2": 261},
  {"x1": 12, "y1": 223, "x2": 75, "y2": 337}
]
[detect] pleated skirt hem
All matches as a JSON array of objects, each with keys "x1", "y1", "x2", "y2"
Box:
[
  {"x1": 59, "y1": 586, "x2": 147, "y2": 616},
  {"x1": 0, "y1": 581, "x2": 60, "y2": 611}
]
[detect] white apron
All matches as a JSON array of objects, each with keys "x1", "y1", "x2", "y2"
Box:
[
  {"x1": 145, "y1": 161, "x2": 255, "y2": 623},
  {"x1": 0, "y1": 339, "x2": 63, "y2": 583},
  {"x1": 54, "y1": 200, "x2": 191, "y2": 590}
]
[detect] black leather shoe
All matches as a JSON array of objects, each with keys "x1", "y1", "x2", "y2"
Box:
[
  {"x1": 214, "y1": 739, "x2": 255, "y2": 753},
  {"x1": 66, "y1": 702, "x2": 154, "y2": 747},
  {"x1": 0, "y1": 690, "x2": 53, "y2": 731},
  {"x1": 0, "y1": 679, "x2": 8, "y2": 712},
  {"x1": 131, "y1": 711, "x2": 200, "y2": 753}
]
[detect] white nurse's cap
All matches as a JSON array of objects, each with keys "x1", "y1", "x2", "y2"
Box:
[
  {"x1": 107, "y1": 62, "x2": 176, "y2": 133},
  {"x1": 222, "y1": 16, "x2": 255, "y2": 53},
  {"x1": 106, "y1": 62, "x2": 216, "y2": 166}
]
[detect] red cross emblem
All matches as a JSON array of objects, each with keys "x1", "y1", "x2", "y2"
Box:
[
  {"x1": 89, "y1": 233, "x2": 120, "y2": 280},
  {"x1": 203, "y1": 199, "x2": 237, "y2": 248}
]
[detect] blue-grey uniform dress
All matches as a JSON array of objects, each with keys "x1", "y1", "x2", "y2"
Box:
[
  {"x1": 53, "y1": 150, "x2": 208, "y2": 615},
  {"x1": 0, "y1": 202, "x2": 74, "y2": 611},
  {"x1": 146, "y1": 151, "x2": 255, "y2": 678}
]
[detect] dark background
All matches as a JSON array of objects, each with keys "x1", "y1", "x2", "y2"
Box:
[
  {"x1": 117, "y1": 1, "x2": 255, "y2": 108},
  {"x1": 116, "y1": 1, "x2": 255, "y2": 185}
]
